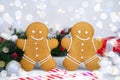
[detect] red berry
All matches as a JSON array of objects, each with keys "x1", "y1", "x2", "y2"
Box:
[
  {"x1": 0, "y1": 37, "x2": 3, "y2": 43},
  {"x1": 60, "y1": 30, "x2": 65, "y2": 35},
  {"x1": 59, "y1": 46, "x2": 65, "y2": 51},
  {"x1": 12, "y1": 52, "x2": 18, "y2": 59}
]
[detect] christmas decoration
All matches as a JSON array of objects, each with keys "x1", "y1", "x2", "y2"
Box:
[
  {"x1": 0, "y1": 70, "x2": 7, "y2": 77},
  {"x1": 12, "y1": 29, "x2": 26, "y2": 39},
  {"x1": 98, "y1": 51, "x2": 120, "y2": 75},
  {"x1": 2, "y1": 47, "x2": 9, "y2": 53},
  {"x1": 113, "y1": 39, "x2": 120, "y2": 54},
  {"x1": 51, "y1": 29, "x2": 70, "y2": 56},
  {"x1": 0, "y1": 37, "x2": 3, "y2": 43},
  {"x1": 12, "y1": 52, "x2": 18, "y2": 59},
  {"x1": 0, "y1": 61, "x2": 5, "y2": 72},
  {"x1": 0, "y1": 61, "x2": 5, "y2": 68},
  {"x1": 0, "y1": 31, "x2": 18, "y2": 42},
  {"x1": 97, "y1": 36, "x2": 120, "y2": 56},
  {"x1": 15, "y1": 68, "x2": 99, "y2": 80},
  {"x1": 6, "y1": 60, "x2": 21, "y2": 76},
  {"x1": 0, "y1": 39, "x2": 23, "y2": 61},
  {"x1": 0, "y1": 32, "x2": 24, "y2": 71},
  {"x1": 97, "y1": 30, "x2": 120, "y2": 76},
  {"x1": 0, "y1": 26, "x2": 120, "y2": 80},
  {"x1": 0, "y1": 0, "x2": 119, "y2": 79},
  {"x1": 0, "y1": 32, "x2": 11, "y2": 40},
  {"x1": 0, "y1": 26, "x2": 70, "y2": 71},
  {"x1": 60, "y1": 30, "x2": 66, "y2": 35},
  {"x1": 59, "y1": 46, "x2": 65, "y2": 51}
]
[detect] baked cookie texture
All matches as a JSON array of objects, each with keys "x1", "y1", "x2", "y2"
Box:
[
  {"x1": 61, "y1": 22, "x2": 103, "y2": 71},
  {"x1": 16, "y1": 22, "x2": 58, "y2": 71}
]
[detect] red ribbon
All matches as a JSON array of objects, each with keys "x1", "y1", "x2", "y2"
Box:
[
  {"x1": 97, "y1": 36, "x2": 120, "y2": 56},
  {"x1": 113, "y1": 39, "x2": 120, "y2": 53}
]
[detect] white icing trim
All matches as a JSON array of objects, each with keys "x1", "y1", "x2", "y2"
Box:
[
  {"x1": 23, "y1": 39, "x2": 26, "y2": 51},
  {"x1": 84, "y1": 55, "x2": 97, "y2": 64},
  {"x1": 23, "y1": 57, "x2": 35, "y2": 64},
  {"x1": 39, "y1": 55, "x2": 51, "y2": 63},
  {"x1": 24, "y1": 55, "x2": 36, "y2": 63},
  {"x1": 22, "y1": 54, "x2": 52, "y2": 65},
  {"x1": 67, "y1": 54, "x2": 80, "y2": 64},
  {"x1": 66, "y1": 54, "x2": 98, "y2": 66},
  {"x1": 46, "y1": 40, "x2": 50, "y2": 51},
  {"x1": 67, "y1": 38, "x2": 72, "y2": 52},
  {"x1": 38, "y1": 55, "x2": 51, "y2": 65},
  {"x1": 31, "y1": 36, "x2": 43, "y2": 41},
  {"x1": 76, "y1": 35, "x2": 90, "y2": 41},
  {"x1": 66, "y1": 56, "x2": 79, "y2": 65},
  {"x1": 40, "y1": 57, "x2": 51, "y2": 65},
  {"x1": 92, "y1": 39, "x2": 97, "y2": 52},
  {"x1": 23, "y1": 55, "x2": 36, "y2": 64}
]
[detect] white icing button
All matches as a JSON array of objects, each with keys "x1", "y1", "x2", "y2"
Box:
[
  {"x1": 85, "y1": 31, "x2": 88, "y2": 34},
  {"x1": 81, "y1": 56, "x2": 84, "y2": 59},
  {"x1": 39, "y1": 31, "x2": 42, "y2": 34},
  {"x1": 81, "y1": 49, "x2": 84, "y2": 52},
  {"x1": 35, "y1": 48, "x2": 38, "y2": 50},
  {"x1": 35, "y1": 42, "x2": 37, "y2": 45},
  {"x1": 78, "y1": 30, "x2": 81, "y2": 33},
  {"x1": 32, "y1": 30, "x2": 35, "y2": 33},
  {"x1": 36, "y1": 54, "x2": 38, "y2": 57},
  {"x1": 81, "y1": 43, "x2": 84, "y2": 46}
]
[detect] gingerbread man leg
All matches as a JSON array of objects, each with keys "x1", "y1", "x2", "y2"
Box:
[
  {"x1": 20, "y1": 59, "x2": 35, "y2": 71},
  {"x1": 63, "y1": 58, "x2": 79, "y2": 71},
  {"x1": 85, "y1": 57, "x2": 100, "y2": 71},
  {"x1": 40, "y1": 58, "x2": 56, "y2": 71}
]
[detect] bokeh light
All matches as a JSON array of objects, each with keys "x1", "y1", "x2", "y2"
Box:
[{"x1": 0, "y1": 0, "x2": 119, "y2": 37}]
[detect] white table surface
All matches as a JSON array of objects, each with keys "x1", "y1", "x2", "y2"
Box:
[{"x1": 0, "y1": 57, "x2": 120, "y2": 80}]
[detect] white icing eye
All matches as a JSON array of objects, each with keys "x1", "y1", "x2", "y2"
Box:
[
  {"x1": 32, "y1": 30, "x2": 35, "y2": 33},
  {"x1": 39, "y1": 30, "x2": 42, "y2": 34},
  {"x1": 85, "y1": 31, "x2": 88, "y2": 34},
  {"x1": 78, "y1": 30, "x2": 81, "y2": 34}
]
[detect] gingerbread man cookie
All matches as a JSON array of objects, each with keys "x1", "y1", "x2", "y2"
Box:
[
  {"x1": 16, "y1": 22, "x2": 58, "y2": 71},
  {"x1": 61, "y1": 22, "x2": 103, "y2": 71}
]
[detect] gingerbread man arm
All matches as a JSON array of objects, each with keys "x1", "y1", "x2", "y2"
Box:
[
  {"x1": 48, "y1": 39, "x2": 58, "y2": 50},
  {"x1": 94, "y1": 38, "x2": 103, "y2": 50},
  {"x1": 16, "y1": 39, "x2": 25, "y2": 50},
  {"x1": 61, "y1": 38, "x2": 70, "y2": 50}
]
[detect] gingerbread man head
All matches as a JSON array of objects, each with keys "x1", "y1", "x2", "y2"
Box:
[
  {"x1": 71, "y1": 22, "x2": 94, "y2": 40},
  {"x1": 26, "y1": 22, "x2": 48, "y2": 40}
]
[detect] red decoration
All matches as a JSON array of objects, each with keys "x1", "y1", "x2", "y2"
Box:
[
  {"x1": 12, "y1": 52, "x2": 18, "y2": 59},
  {"x1": 0, "y1": 37, "x2": 3, "y2": 43},
  {"x1": 16, "y1": 68, "x2": 98, "y2": 80},
  {"x1": 97, "y1": 36, "x2": 120, "y2": 56},
  {"x1": 59, "y1": 46, "x2": 65, "y2": 51},
  {"x1": 113, "y1": 39, "x2": 120, "y2": 54},
  {"x1": 60, "y1": 30, "x2": 65, "y2": 35}
]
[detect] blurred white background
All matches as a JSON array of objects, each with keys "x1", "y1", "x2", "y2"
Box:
[{"x1": 0, "y1": 0, "x2": 120, "y2": 37}]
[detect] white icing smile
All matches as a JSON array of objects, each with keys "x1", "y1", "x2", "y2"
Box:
[
  {"x1": 76, "y1": 35, "x2": 90, "y2": 41},
  {"x1": 31, "y1": 36, "x2": 43, "y2": 40}
]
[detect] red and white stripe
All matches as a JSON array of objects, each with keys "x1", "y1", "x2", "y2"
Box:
[{"x1": 14, "y1": 69, "x2": 99, "y2": 80}]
